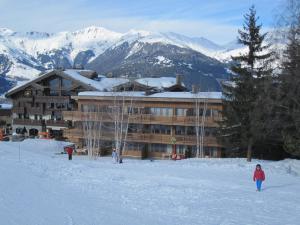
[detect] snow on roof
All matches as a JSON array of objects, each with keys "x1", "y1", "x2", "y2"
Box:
[
  {"x1": 78, "y1": 91, "x2": 146, "y2": 97},
  {"x1": 6, "y1": 69, "x2": 130, "y2": 95},
  {"x1": 0, "y1": 103, "x2": 12, "y2": 109},
  {"x1": 7, "y1": 79, "x2": 36, "y2": 94},
  {"x1": 78, "y1": 91, "x2": 223, "y2": 99},
  {"x1": 63, "y1": 69, "x2": 129, "y2": 91},
  {"x1": 135, "y1": 77, "x2": 182, "y2": 89},
  {"x1": 150, "y1": 92, "x2": 222, "y2": 99},
  {"x1": 222, "y1": 80, "x2": 236, "y2": 88}
]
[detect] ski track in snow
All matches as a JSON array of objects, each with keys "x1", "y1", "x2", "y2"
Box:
[{"x1": 0, "y1": 139, "x2": 299, "y2": 225}]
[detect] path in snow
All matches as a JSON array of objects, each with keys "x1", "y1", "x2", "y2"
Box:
[{"x1": 0, "y1": 139, "x2": 299, "y2": 225}]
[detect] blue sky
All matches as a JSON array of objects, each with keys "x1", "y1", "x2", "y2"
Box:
[{"x1": 0, "y1": 0, "x2": 284, "y2": 44}]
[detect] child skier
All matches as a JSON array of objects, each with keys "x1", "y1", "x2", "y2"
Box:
[{"x1": 253, "y1": 164, "x2": 265, "y2": 191}]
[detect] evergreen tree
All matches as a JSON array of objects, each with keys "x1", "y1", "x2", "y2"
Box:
[
  {"x1": 278, "y1": 6, "x2": 300, "y2": 157},
  {"x1": 220, "y1": 6, "x2": 272, "y2": 161}
]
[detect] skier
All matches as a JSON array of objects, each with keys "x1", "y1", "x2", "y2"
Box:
[
  {"x1": 112, "y1": 148, "x2": 117, "y2": 163},
  {"x1": 66, "y1": 146, "x2": 73, "y2": 160},
  {"x1": 253, "y1": 164, "x2": 265, "y2": 191}
]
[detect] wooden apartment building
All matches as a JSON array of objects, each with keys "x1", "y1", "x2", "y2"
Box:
[{"x1": 63, "y1": 91, "x2": 223, "y2": 159}]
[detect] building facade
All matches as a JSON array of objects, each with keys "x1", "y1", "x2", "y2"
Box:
[
  {"x1": 0, "y1": 103, "x2": 12, "y2": 128},
  {"x1": 5, "y1": 69, "x2": 186, "y2": 139},
  {"x1": 63, "y1": 91, "x2": 223, "y2": 159},
  {"x1": 5, "y1": 69, "x2": 124, "y2": 137}
]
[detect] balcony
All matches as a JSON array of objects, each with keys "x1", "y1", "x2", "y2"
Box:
[
  {"x1": 35, "y1": 96, "x2": 70, "y2": 103},
  {"x1": 18, "y1": 97, "x2": 33, "y2": 102},
  {"x1": 13, "y1": 119, "x2": 43, "y2": 126},
  {"x1": 27, "y1": 107, "x2": 43, "y2": 115},
  {"x1": 63, "y1": 129, "x2": 221, "y2": 147},
  {"x1": 62, "y1": 111, "x2": 221, "y2": 126},
  {"x1": 13, "y1": 119, "x2": 68, "y2": 127},
  {"x1": 46, "y1": 120, "x2": 68, "y2": 127},
  {"x1": 12, "y1": 107, "x2": 24, "y2": 114}
]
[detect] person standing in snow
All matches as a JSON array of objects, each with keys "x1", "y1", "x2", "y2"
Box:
[
  {"x1": 112, "y1": 148, "x2": 117, "y2": 163},
  {"x1": 253, "y1": 164, "x2": 265, "y2": 191},
  {"x1": 66, "y1": 146, "x2": 73, "y2": 160}
]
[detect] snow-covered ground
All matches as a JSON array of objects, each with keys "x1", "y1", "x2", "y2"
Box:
[{"x1": 0, "y1": 139, "x2": 299, "y2": 225}]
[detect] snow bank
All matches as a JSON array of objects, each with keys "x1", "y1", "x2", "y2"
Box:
[{"x1": 0, "y1": 139, "x2": 299, "y2": 225}]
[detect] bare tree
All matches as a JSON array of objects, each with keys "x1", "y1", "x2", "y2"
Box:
[
  {"x1": 110, "y1": 92, "x2": 135, "y2": 163},
  {"x1": 82, "y1": 104, "x2": 103, "y2": 159},
  {"x1": 194, "y1": 93, "x2": 208, "y2": 158}
]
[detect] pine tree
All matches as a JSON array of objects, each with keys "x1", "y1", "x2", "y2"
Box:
[
  {"x1": 279, "y1": 7, "x2": 300, "y2": 157},
  {"x1": 220, "y1": 6, "x2": 271, "y2": 161}
]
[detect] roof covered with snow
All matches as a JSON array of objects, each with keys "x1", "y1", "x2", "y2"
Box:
[
  {"x1": 6, "y1": 69, "x2": 188, "y2": 97},
  {"x1": 62, "y1": 70, "x2": 129, "y2": 91},
  {"x1": 5, "y1": 69, "x2": 130, "y2": 96},
  {"x1": 78, "y1": 91, "x2": 223, "y2": 100},
  {"x1": 135, "y1": 77, "x2": 183, "y2": 89},
  {"x1": 0, "y1": 103, "x2": 12, "y2": 109}
]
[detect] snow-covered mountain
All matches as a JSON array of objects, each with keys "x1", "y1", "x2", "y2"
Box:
[{"x1": 0, "y1": 26, "x2": 245, "y2": 93}]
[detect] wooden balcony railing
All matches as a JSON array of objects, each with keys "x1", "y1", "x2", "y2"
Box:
[
  {"x1": 46, "y1": 120, "x2": 68, "y2": 127},
  {"x1": 18, "y1": 97, "x2": 33, "y2": 102},
  {"x1": 13, "y1": 119, "x2": 43, "y2": 126},
  {"x1": 35, "y1": 96, "x2": 70, "y2": 103},
  {"x1": 13, "y1": 119, "x2": 68, "y2": 127},
  {"x1": 27, "y1": 107, "x2": 43, "y2": 115},
  {"x1": 12, "y1": 107, "x2": 24, "y2": 114},
  {"x1": 63, "y1": 111, "x2": 222, "y2": 126},
  {"x1": 64, "y1": 129, "x2": 220, "y2": 147}
]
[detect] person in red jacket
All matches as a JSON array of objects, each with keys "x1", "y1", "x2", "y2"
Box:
[
  {"x1": 253, "y1": 164, "x2": 265, "y2": 191},
  {"x1": 66, "y1": 146, "x2": 73, "y2": 160}
]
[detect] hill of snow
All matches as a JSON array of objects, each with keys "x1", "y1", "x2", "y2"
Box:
[{"x1": 0, "y1": 139, "x2": 299, "y2": 225}]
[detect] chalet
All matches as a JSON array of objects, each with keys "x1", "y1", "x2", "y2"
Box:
[
  {"x1": 63, "y1": 90, "x2": 223, "y2": 159},
  {"x1": 5, "y1": 69, "x2": 129, "y2": 137},
  {"x1": 5, "y1": 69, "x2": 186, "y2": 138}
]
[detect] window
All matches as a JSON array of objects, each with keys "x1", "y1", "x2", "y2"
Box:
[
  {"x1": 81, "y1": 104, "x2": 98, "y2": 112},
  {"x1": 204, "y1": 147, "x2": 218, "y2": 157},
  {"x1": 186, "y1": 126, "x2": 196, "y2": 135},
  {"x1": 126, "y1": 142, "x2": 145, "y2": 151},
  {"x1": 212, "y1": 109, "x2": 219, "y2": 117},
  {"x1": 176, "y1": 145, "x2": 187, "y2": 154},
  {"x1": 150, "y1": 144, "x2": 168, "y2": 153},
  {"x1": 127, "y1": 107, "x2": 139, "y2": 114},
  {"x1": 176, "y1": 108, "x2": 187, "y2": 116},
  {"x1": 49, "y1": 78, "x2": 60, "y2": 96},
  {"x1": 24, "y1": 89, "x2": 32, "y2": 97},
  {"x1": 175, "y1": 126, "x2": 185, "y2": 135},
  {"x1": 151, "y1": 125, "x2": 171, "y2": 134},
  {"x1": 128, "y1": 124, "x2": 143, "y2": 133},
  {"x1": 61, "y1": 79, "x2": 72, "y2": 96},
  {"x1": 150, "y1": 107, "x2": 173, "y2": 116}
]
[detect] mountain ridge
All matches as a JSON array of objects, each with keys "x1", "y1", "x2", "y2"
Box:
[{"x1": 0, "y1": 26, "x2": 244, "y2": 93}]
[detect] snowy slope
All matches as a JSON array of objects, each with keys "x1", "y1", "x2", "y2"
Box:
[{"x1": 0, "y1": 139, "x2": 299, "y2": 225}]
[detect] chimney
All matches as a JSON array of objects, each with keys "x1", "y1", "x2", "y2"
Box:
[
  {"x1": 192, "y1": 85, "x2": 199, "y2": 94},
  {"x1": 176, "y1": 74, "x2": 182, "y2": 85}
]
